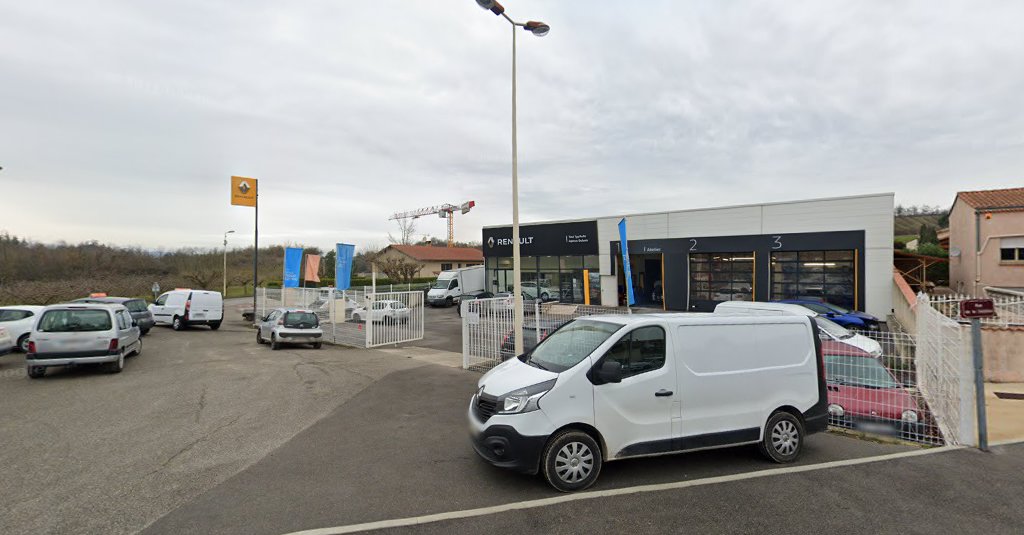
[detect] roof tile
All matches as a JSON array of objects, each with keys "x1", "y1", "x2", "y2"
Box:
[
  {"x1": 956, "y1": 187, "x2": 1024, "y2": 210},
  {"x1": 387, "y1": 244, "x2": 483, "y2": 262}
]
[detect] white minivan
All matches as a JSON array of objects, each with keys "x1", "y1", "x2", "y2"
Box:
[
  {"x1": 714, "y1": 301, "x2": 882, "y2": 357},
  {"x1": 149, "y1": 289, "x2": 224, "y2": 331},
  {"x1": 469, "y1": 314, "x2": 828, "y2": 492}
]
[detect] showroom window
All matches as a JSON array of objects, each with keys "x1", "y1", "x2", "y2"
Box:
[
  {"x1": 486, "y1": 255, "x2": 599, "y2": 303},
  {"x1": 689, "y1": 252, "x2": 755, "y2": 303},
  {"x1": 771, "y1": 250, "x2": 855, "y2": 309}
]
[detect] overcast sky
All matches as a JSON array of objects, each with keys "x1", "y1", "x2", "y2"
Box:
[{"x1": 2, "y1": 0, "x2": 1022, "y2": 252}]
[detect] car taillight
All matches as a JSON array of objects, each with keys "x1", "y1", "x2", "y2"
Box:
[
  {"x1": 277, "y1": 318, "x2": 285, "y2": 326},
  {"x1": 28, "y1": 341, "x2": 36, "y2": 353},
  {"x1": 108, "y1": 339, "x2": 119, "y2": 352}
]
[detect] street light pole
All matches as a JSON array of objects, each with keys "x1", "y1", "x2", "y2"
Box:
[
  {"x1": 475, "y1": 0, "x2": 549, "y2": 356},
  {"x1": 223, "y1": 230, "x2": 235, "y2": 296}
]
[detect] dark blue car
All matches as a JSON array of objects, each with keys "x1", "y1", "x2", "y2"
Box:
[{"x1": 775, "y1": 299, "x2": 881, "y2": 330}]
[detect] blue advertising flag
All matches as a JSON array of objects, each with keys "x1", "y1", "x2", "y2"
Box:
[
  {"x1": 618, "y1": 218, "x2": 635, "y2": 306},
  {"x1": 283, "y1": 247, "x2": 304, "y2": 288},
  {"x1": 335, "y1": 243, "x2": 355, "y2": 291}
]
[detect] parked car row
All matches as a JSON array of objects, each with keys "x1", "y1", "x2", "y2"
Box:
[{"x1": 2, "y1": 289, "x2": 225, "y2": 379}]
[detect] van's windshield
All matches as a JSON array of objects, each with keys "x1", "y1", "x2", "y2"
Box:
[
  {"x1": 432, "y1": 278, "x2": 453, "y2": 289},
  {"x1": 529, "y1": 319, "x2": 622, "y2": 373}
]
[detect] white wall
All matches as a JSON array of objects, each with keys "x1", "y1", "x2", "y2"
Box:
[{"x1": 596, "y1": 194, "x2": 895, "y2": 317}]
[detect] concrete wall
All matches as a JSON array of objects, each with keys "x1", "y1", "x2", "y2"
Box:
[
  {"x1": 596, "y1": 193, "x2": 895, "y2": 317},
  {"x1": 981, "y1": 326, "x2": 1024, "y2": 383},
  {"x1": 949, "y1": 202, "x2": 1024, "y2": 295}
]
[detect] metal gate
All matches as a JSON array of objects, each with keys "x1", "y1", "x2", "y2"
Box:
[{"x1": 256, "y1": 287, "x2": 424, "y2": 348}]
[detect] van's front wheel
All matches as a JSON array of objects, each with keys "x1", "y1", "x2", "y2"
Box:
[
  {"x1": 759, "y1": 411, "x2": 804, "y2": 463},
  {"x1": 541, "y1": 430, "x2": 602, "y2": 492}
]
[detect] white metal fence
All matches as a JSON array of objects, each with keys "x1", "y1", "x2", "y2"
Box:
[
  {"x1": 461, "y1": 299, "x2": 631, "y2": 370},
  {"x1": 255, "y1": 287, "x2": 424, "y2": 348},
  {"x1": 929, "y1": 293, "x2": 1024, "y2": 327},
  {"x1": 914, "y1": 293, "x2": 976, "y2": 446}
]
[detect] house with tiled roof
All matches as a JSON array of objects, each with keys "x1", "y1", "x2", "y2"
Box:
[
  {"x1": 948, "y1": 186, "x2": 1024, "y2": 294},
  {"x1": 377, "y1": 244, "x2": 483, "y2": 278}
]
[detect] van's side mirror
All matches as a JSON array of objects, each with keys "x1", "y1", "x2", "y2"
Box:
[{"x1": 592, "y1": 361, "x2": 623, "y2": 384}]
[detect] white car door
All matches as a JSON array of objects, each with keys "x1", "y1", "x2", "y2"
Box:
[{"x1": 592, "y1": 325, "x2": 676, "y2": 459}]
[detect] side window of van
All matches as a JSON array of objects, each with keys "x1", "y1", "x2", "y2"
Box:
[
  {"x1": 155, "y1": 294, "x2": 168, "y2": 306},
  {"x1": 115, "y1": 311, "x2": 127, "y2": 329},
  {"x1": 603, "y1": 326, "x2": 666, "y2": 379}
]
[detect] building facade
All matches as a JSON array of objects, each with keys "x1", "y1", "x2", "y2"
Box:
[
  {"x1": 483, "y1": 193, "x2": 894, "y2": 318},
  {"x1": 948, "y1": 187, "x2": 1024, "y2": 295},
  {"x1": 376, "y1": 244, "x2": 483, "y2": 278}
]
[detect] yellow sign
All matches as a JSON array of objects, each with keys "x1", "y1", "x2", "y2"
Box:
[{"x1": 231, "y1": 176, "x2": 257, "y2": 207}]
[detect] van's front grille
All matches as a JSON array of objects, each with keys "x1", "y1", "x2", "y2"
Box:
[{"x1": 474, "y1": 393, "x2": 498, "y2": 423}]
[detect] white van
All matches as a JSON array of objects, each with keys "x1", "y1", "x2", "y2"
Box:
[
  {"x1": 428, "y1": 265, "x2": 485, "y2": 307},
  {"x1": 149, "y1": 289, "x2": 224, "y2": 331},
  {"x1": 468, "y1": 314, "x2": 828, "y2": 492},
  {"x1": 714, "y1": 301, "x2": 882, "y2": 357}
]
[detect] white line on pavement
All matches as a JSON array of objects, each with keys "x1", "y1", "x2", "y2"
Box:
[{"x1": 281, "y1": 445, "x2": 963, "y2": 535}]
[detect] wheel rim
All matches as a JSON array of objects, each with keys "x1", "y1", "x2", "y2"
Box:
[
  {"x1": 19, "y1": 336, "x2": 29, "y2": 352},
  {"x1": 771, "y1": 420, "x2": 799, "y2": 456},
  {"x1": 554, "y1": 441, "x2": 594, "y2": 483}
]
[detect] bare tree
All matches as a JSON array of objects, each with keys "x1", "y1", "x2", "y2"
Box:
[{"x1": 388, "y1": 218, "x2": 417, "y2": 245}]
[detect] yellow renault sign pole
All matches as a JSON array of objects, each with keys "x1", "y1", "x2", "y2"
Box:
[{"x1": 231, "y1": 176, "x2": 258, "y2": 323}]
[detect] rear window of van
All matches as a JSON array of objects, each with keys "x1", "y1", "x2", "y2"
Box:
[{"x1": 38, "y1": 310, "x2": 112, "y2": 332}]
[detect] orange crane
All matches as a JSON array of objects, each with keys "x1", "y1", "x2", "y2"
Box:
[{"x1": 389, "y1": 201, "x2": 476, "y2": 247}]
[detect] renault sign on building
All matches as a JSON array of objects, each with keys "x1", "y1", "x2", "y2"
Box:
[{"x1": 481, "y1": 193, "x2": 894, "y2": 318}]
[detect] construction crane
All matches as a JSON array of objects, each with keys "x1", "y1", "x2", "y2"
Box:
[{"x1": 389, "y1": 201, "x2": 476, "y2": 247}]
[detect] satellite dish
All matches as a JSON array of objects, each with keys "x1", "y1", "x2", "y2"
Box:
[{"x1": 949, "y1": 247, "x2": 961, "y2": 258}]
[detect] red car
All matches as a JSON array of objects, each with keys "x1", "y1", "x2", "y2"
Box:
[{"x1": 821, "y1": 341, "x2": 923, "y2": 439}]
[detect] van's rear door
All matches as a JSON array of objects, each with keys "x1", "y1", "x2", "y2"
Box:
[
  {"x1": 33, "y1": 308, "x2": 113, "y2": 356},
  {"x1": 592, "y1": 325, "x2": 676, "y2": 459}
]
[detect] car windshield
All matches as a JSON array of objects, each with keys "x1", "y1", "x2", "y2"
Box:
[
  {"x1": 827, "y1": 303, "x2": 852, "y2": 314},
  {"x1": 816, "y1": 317, "x2": 854, "y2": 339},
  {"x1": 432, "y1": 279, "x2": 452, "y2": 289},
  {"x1": 529, "y1": 319, "x2": 623, "y2": 373},
  {"x1": 825, "y1": 355, "x2": 900, "y2": 389},
  {"x1": 284, "y1": 312, "x2": 319, "y2": 328},
  {"x1": 126, "y1": 300, "x2": 149, "y2": 313},
  {"x1": 38, "y1": 309, "x2": 112, "y2": 332}
]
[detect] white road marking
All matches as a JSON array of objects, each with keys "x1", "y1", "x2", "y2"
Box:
[{"x1": 282, "y1": 445, "x2": 963, "y2": 535}]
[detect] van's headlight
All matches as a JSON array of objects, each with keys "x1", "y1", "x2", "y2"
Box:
[
  {"x1": 497, "y1": 379, "x2": 556, "y2": 415},
  {"x1": 902, "y1": 410, "x2": 919, "y2": 423}
]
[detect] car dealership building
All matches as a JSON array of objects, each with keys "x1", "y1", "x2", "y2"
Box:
[{"x1": 482, "y1": 193, "x2": 895, "y2": 318}]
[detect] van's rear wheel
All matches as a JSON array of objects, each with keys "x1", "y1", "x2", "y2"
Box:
[
  {"x1": 106, "y1": 353, "x2": 125, "y2": 374},
  {"x1": 759, "y1": 411, "x2": 804, "y2": 463},
  {"x1": 27, "y1": 366, "x2": 45, "y2": 379},
  {"x1": 172, "y1": 316, "x2": 184, "y2": 331},
  {"x1": 542, "y1": 430, "x2": 602, "y2": 492},
  {"x1": 209, "y1": 322, "x2": 221, "y2": 330}
]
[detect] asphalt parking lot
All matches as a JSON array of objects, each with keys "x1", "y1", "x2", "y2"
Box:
[{"x1": 3, "y1": 303, "x2": 1022, "y2": 535}]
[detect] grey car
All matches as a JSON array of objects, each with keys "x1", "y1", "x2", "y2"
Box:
[
  {"x1": 26, "y1": 303, "x2": 142, "y2": 378},
  {"x1": 72, "y1": 297, "x2": 156, "y2": 335},
  {"x1": 256, "y1": 308, "x2": 323, "y2": 350}
]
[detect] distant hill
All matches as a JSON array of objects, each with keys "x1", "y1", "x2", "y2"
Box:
[{"x1": 894, "y1": 214, "x2": 945, "y2": 237}]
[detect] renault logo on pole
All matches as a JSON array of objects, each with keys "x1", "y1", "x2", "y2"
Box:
[{"x1": 231, "y1": 176, "x2": 257, "y2": 207}]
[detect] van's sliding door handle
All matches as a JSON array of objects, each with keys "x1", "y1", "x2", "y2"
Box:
[{"x1": 655, "y1": 389, "x2": 673, "y2": 397}]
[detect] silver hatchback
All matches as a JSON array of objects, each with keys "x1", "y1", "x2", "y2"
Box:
[
  {"x1": 26, "y1": 303, "x2": 142, "y2": 378},
  {"x1": 256, "y1": 308, "x2": 323, "y2": 350}
]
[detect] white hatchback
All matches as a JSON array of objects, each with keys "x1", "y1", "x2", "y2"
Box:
[
  {"x1": 0, "y1": 305, "x2": 45, "y2": 353},
  {"x1": 351, "y1": 300, "x2": 410, "y2": 324}
]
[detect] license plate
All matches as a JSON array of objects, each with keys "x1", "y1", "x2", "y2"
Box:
[
  {"x1": 192, "y1": 313, "x2": 205, "y2": 319},
  {"x1": 857, "y1": 422, "x2": 896, "y2": 435}
]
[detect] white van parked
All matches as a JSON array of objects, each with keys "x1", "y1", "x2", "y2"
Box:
[
  {"x1": 149, "y1": 289, "x2": 224, "y2": 331},
  {"x1": 714, "y1": 301, "x2": 882, "y2": 357},
  {"x1": 469, "y1": 314, "x2": 828, "y2": 492}
]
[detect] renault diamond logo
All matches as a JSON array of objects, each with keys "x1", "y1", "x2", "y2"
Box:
[
  {"x1": 237, "y1": 181, "x2": 251, "y2": 194},
  {"x1": 487, "y1": 236, "x2": 495, "y2": 249}
]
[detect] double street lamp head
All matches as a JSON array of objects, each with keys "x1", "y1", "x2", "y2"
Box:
[{"x1": 475, "y1": 0, "x2": 550, "y2": 36}]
